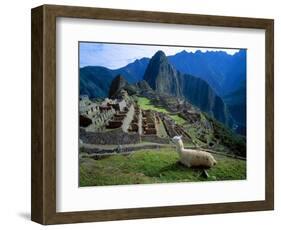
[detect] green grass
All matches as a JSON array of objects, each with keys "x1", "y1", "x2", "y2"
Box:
[
  {"x1": 137, "y1": 97, "x2": 186, "y2": 125},
  {"x1": 137, "y1": 97, "x2": 169, "y2": 113},
  {"x1": 170, "y1": 114, "x2": 186, "y2": 125},
  {"x1": 79, "y1": 148, "x2": 246, "y2": 187}
]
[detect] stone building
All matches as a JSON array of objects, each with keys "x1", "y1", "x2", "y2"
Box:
[{"x1": 79, "y1": 91, "x2": 192, "y2": 145}]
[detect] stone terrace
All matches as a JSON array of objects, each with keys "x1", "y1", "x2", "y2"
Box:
[{"x1": 80, "y1": 92, "x2": 195, "y2": 145}]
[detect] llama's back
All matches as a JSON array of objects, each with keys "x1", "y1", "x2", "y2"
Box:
[{"x1": 180, "y1": 149, "x2": 216, "y2": 167}]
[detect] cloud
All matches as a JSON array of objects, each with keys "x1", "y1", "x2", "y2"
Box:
[{"x1": 79, "y1": 42, "x2": 240, "y2": 69}]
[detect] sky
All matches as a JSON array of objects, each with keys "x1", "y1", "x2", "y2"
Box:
[{"x1": 79, "y1": 42, "x2": 240, "y2": 69}]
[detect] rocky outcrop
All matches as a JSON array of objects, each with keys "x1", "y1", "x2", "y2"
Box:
[
  {"x1": 108, "y1": 75, "x2": 139, "y2": 99},
  {"x1": 109, "y1": 75, "x2": 128, "y2": 98},
  {"x1": 144, "y1": 51, "x2": 182, "y2": 97},
  {"x1": 136, "y1": 80, "x2": 153, "y2": 93}
]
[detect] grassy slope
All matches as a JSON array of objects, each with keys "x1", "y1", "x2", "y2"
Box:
[
  {"x1": 80, "y1": 148, "x2": 246, "y2": 186},
  {"x1": 205, "y1": 113, "x2": 246, "y2": 157},
  {"x1": 79, "y1": 96, "x2": 246, "y2": 186},
  {"x1": 137, "y1": 97, "x2": 186, "y2": 125}
]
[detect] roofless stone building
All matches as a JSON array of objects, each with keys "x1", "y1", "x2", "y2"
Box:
[{"x1": 79, "y1": 90, "x2": 192, "y2": 145}]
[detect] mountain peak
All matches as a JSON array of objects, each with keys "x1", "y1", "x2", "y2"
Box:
[
  {"x1": 109, "y1": 74, "x2": 128, "y2": 98},
  {"x1": 152, "y1": 50, "x2": 167, "y2": 61},
  {"x1": 144, "y1": 50, "x2": 182, "y2": 96},
  {"x1": 144, "y1": 50, "x2": 171, "y2": 90},
  {"x1": 155, "y1": 50, "x2": 166, "y2": 55},
  {"x1": 195, "y1": 50, "x2": 203, "y2": 54},
  {"x1": 148, "y1": 50, "x2": 170, "y2": 70},
  {"x1": 179, "y1": 50, "x2": 188, "y2": 54}
]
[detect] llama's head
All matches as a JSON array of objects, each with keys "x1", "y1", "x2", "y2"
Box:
[{"x1": 171, "y1": 135, "x2": 182, "y2": 144}]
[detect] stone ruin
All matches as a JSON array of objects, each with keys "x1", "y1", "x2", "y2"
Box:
[
  {"x1": 180, "y1": 109, "x2": 201, "y2": 124},
  {"x1": 80, "y1": 94, "x2": 141, "y2": 144},
  {"x1": 160, "y1": 114, "x2": 191, "y2": 142},
  {"x1": 79, "y1": 92, "x2": 195, "y2": 145},
  {"x1": 142, "y1": 110, "x2": 157, "y2": 135}
]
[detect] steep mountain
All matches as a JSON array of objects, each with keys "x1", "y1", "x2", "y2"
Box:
[
  {"x1": 108, "y1": 75, "x2": 128, "y2": 98},
  {"x1": 220, "y1": 50, "x2": 246, "y2": 96},
  {"x1": 80, "y1": 49, "x2": 246, "y2": 98},
  {"x1": 108, "y1": 75, "x2": 140, "y2": 98},
  {"x1": 144, "y1": 51, "x2": 182, "y2": 97},
  {"x1": 168, "y1": 49, "x2": 246, "y2": 96},
  {"x1": 224, "y1": 81, "x2": 246, "y2": 135},
  {"x1": 80, "y1": 50, "x2": 246, "y2": 99},
  {"x1": 144, "y1": 50, "x2": 229, "y2": 124},
  {"x1": 80, "y1": 66, "x2": 115, "y2": 98}
]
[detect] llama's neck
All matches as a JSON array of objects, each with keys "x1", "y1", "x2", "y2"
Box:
[{"x1": 176, "y1": 140, "x2": 184, "y2": 155}]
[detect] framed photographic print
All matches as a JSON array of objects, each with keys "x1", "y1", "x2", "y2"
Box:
[{"x1": 31, "y1": 4, "x2": 274, "y2": 225}]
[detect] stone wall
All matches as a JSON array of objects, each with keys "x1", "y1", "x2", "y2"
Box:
[
  {"x1": 162, "y1": 116, "x2": 178, "y2": 137},
  {"x1": 141, "y1": 135, "x2": 170, "y2": 144},
  {"x1": 80, "y1": 128, "x2": 141, "y2": 145}
]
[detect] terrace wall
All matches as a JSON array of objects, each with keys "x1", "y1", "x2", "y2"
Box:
[
  {"x1": 80, "y1": 128, "x2": 141, "y2": 145},
  {"x1": 141, "y1": 135, "x2": 170, "y2": 144}
]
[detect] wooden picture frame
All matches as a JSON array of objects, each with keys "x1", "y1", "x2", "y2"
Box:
[{"x1": 31, "y1": 4, "x2": 274, "y2": 225}]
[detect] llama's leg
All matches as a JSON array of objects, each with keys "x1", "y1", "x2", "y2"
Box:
[{"x1": 200, "y1": 169, "x2": 209, "y2": 178}]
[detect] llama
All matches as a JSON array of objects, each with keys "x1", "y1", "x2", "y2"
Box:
[{"x1": 172, "y1": 136, "x2": 217, "y2": 168}]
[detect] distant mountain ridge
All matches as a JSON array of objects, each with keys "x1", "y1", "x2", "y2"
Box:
[
  {"x1": 80, "y1": 49, "x2": 246, "y2": 98},
  {"x1": 80, "y1": 58, "x2": 149, "y2": 98},
  {"x1": 113, "y1": 57, "x2": 150, "y2": 83},
  {"x1": 168, "y1": 49, "x2": 246, "y2": 97},
  {"x1": 80, "y1": 66, "x2": 115, "y2": 98},
  {"x1": 79, "y1": 48, "x2": 246, "y2": 134}
]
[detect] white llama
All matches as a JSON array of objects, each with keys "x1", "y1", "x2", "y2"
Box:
[{"x1": 172, "y1": 136, "x2": 217, "y2": 168}]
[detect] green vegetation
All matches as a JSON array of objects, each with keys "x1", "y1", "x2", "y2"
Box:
[
  {"x1": 137, "y1": 97, "x2": 169, "y2": 113},
  {"x1": 170, "y1": 114, "x2": 186, "y2": 125},
  {"x1": 184, "y1": 125, "x2": 206, "y2": 146},
  {"x1": 79, "y1": 97, "x2": 246, "y2": 187},
  {"x1": 157, "y1": 119, "x2": 168, "y2": 138},
  {"x1": 80, "y1": 148, "x2": 246, "y2": 186},
  {"x1": 205, "y1": 114, "x2": 246, "y2": 157},
  {"x1": 137, "y1": 97, "x2": 186, "y2": 125},
  {"x1": 183, "y1": 113, "x2": 214, "y2": 146},
  {"x1": 137, "y1": 97, "x2": 246, "y2": 157}
]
